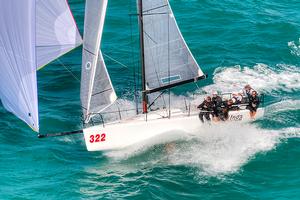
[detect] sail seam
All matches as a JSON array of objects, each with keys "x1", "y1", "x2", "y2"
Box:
[
  {"x1": 143, "y1": 4, "x2": 168, "y2": 13},
  {"x1": 83, "y1": 48, "x2": 97, "y2": 56},
  {"x1": 91, "y1": 88, "x2": 112, "y2": 97},
  {"x1": 144, "y1": 31, "x2": 157, "y2": 44},
  {"x1": 143, "y1": 12, "x2": 168, "y2": 16}
]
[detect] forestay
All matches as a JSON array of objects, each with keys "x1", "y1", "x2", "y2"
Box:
[
  {"x1": 0, "y1": 0, "x2": 82, "y2": 131},
  {"x1": 81, "y1": 0, "x2": 117, "y2": 123},
  {"x1": 141, "y1": 0, "x2": 205, "y2": 92}
]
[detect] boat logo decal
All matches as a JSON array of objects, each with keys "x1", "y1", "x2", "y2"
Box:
[
  {"x1": 161, "y1": 75, "x2": 181, "y2": 84},
  {"x1": 229, "y1": 114, "x2": 243, "y2": 121}
]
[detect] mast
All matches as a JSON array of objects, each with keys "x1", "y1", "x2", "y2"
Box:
[{"x1": 138, "y1": 0, "x2": 147, "y2": 113}]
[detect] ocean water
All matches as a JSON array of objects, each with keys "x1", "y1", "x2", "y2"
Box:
[{"x1": 0, "y1": 0, "x2": 300, "y2": 199}]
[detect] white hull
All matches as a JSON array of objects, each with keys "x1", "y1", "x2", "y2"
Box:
[{"x1": 83, "y1": 108, "x2": 264, "y2": 151}]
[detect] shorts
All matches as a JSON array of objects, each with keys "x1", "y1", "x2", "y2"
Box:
[{"x1": 247, "y1": 105, "x2": 257, "y2": 112}]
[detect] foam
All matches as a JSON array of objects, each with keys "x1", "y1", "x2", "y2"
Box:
[
  {"x1": 166, "y1": 123, "x2": 280, "y2": 176},
  {"x1": 168, "y1": 125, "x2": 300, "y2": 176},
  {"x1": 277, "y1": 127, "x2": 300, "y2": 139},
  {"x1": 104, "y1": 130, "x2": 186, "y2": 160},
  {"x1": 202, "y1": 63, "x2": 300, "y2": 95},
  {"x1": 100, "y1": 62, "x2": 300, "y2": 177},
  {"x1": 265, "y1": 99, "x2": 300, "y2": 114},
  {"x1": 288, "y1": 38, "x2": 300, "y2": 57},
  {"x1": 104, "y1": 123, "x2": 300, "y2": 176}
]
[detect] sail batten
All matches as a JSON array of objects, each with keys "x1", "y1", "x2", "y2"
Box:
[
  {"x1": 81, "y1": 0, "x2": 117, "y2": 123},
  {"x1": 140, "y1": 0, "x2": 205, "y2": 93}
]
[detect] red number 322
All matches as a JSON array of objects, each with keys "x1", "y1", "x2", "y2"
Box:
[{"x1": 89, "y1": 133, "x2": 106, "y2": 143}]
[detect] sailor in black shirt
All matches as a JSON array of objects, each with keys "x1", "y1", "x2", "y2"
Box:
[
  {"x1": 212, "y1": 91, "x2": 223, "y2": 119},
  {"x1": 247, "y1": 90, "x2": 260, "y2": 118},
  {"x1": 197, "y1": 96, "x2": 214, "y2": 123}
]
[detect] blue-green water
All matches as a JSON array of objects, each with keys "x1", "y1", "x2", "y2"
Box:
[{"x1": 1, "y1": 0, "x2": 300, "y2": 199}]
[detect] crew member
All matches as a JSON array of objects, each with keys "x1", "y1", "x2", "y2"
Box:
[
  {"x1": 247, "y1": 90, "x2": 260, "y2": 118},
  {"x1": 232, "y1": 92, "x2": 243, "y2": 104},
  {"x1": 197, "y1": 96, "x2": 214, "y2": 123},
  {"x1": 219, "y1": 99, "x2": 239, "y2": 121},
  {"x1": 212, "y1": 91, "x2": 223, "y2": 121},
  {"x1": 243, "y1": 84, "x2": 254, "y2": 102}
]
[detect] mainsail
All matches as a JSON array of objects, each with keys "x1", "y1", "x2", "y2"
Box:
[
  {"x1": 140, "y1": 0, "x2": 205, "y2": 93},
  {"x1": 81, "y1": 0, "x2": 117, "y2": 123},
  {"x1": 0, "y1": 0, "x2": 82, "y2": 131}
]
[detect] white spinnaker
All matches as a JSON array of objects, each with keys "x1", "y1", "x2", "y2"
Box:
[
  {"x1": 0, "y1": 0, "x2": 82, "y2": 131},
  {"x1": 141, "y1": 0, "x2": 204, "y2": 91},
  {"x1": 0, "y1": 1, "x2": 39, "y2": 131},
  {"x1": 36, "y1": 0, "x2": 82, "y2": 69},
  {"x1": 81, "y1": 0, "x2": 117, "y2": 123}
]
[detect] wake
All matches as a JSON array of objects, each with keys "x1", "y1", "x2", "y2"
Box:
[
  {"x1": 201, "y1": 63, "x2": 300, "y2": 95},
  {"x1": 103, "y1": 98, "x2": 299, "y2": 176},
  {"x1": 102, "y1": 62, "x2": 299, "y2": 176},
  {"x1": 104, "y1": 122, "x2": 299, "y2": 176},
  {"x1": 288, "y1": 38, "x2": 300, "y2": 57}
]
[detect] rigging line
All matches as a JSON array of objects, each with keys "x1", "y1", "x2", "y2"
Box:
[
  {"x1": 89, "y1": 108, "x2": 137, "y2": 115},
  {"x1": 148, "y1": 90, "x2": 167, "y2": 109},
  {"x1": 168, "y1": 8, "x2": 171, "y2": 119},
  {"x1": 36, "y1": 44, "x2": 80, "y2": 48},
  {"x1": 194, "y1": 82, "x2": 201, "y2": 90},
  {"x1": 57, "y1": 59, "x2": 80, "y2": 82},
  {"x1": 102, "y1": 53, "x2": 130, "y2": 70},
  {"x1": 134, "y1": 0, "x2": 141, "y2": 97},
  {"x1": 129, "y1": 6, "x2": 139, "y2": 115}
]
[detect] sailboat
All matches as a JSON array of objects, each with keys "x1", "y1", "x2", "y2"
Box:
[{"x1": 0, "y1": 0, "x2": 264, "y2": 151}]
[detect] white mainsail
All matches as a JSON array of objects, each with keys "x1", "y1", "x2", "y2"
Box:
[
  {"x1": 0, "y1": 0, "x2": 82, "y2": 131},
  {"x1": 81, "y1": 0, "x2": 117, "y2": 123},
  {"x1": 140, "y1": 0, "x2": 205, "y2": 93}
]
